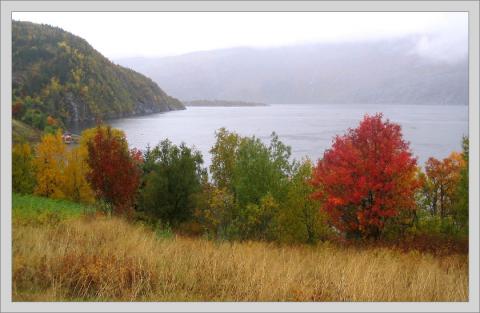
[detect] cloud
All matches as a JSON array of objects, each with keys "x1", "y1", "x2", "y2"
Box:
[
  {"x1": 12, "y1": 12, "x2": 468, "y2": 60},
  {"x1": 411, "y1": 13, "x2": 468, "y2": 62}
]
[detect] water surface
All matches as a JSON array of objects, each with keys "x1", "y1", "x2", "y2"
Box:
[{"x1": 109, "y1": 104, "x2": 468, "y2": 168}]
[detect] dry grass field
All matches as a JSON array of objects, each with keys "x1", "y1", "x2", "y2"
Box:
[{"x1": 13, "y1": 215, "x2": 468, "y2": 302}]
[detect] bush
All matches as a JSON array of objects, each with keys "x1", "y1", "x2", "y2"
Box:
[
  {"x1": 194, "y1": 183, "x2": 236, "y2": 239},
  {"x1": 409, "y1": 210, "x2": 464, "y2": 239},
  {"x1": 232, "y1": 193, "x2": 279, "y2": 241},
  {"x1": 153, "y1": 221, "x2": 175, "y2": 239},
  {"x1": 43, "y1": 125, "x2": 57, "y2": 134},
  {"x1": 21, "y1": 108, "x2": 46, "y2": 130}
]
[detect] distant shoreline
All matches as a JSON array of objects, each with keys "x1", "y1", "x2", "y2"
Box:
[{"x1": 183, "y1": 99, "x2": 269, "y2": 107}]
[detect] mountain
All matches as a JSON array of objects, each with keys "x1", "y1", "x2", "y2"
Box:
[
  {"x1": 117, "y1": 38, "x2": 468, "y2": 106},
  {"x1": 12, "y1": 21, "x2": 184, "y2": 130}
]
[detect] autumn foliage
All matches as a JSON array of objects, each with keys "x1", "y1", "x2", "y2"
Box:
[
  {"x1": 33, "y1": 130, "x2": 67, "y2": 199},
  {"x1": 12, "y1": 101, "x2": 24, "y2": 118},
  {"x1": 85, "y1": 126, "x2": 142, "y2": 215},
  {"x1": 311, "y1": 114, "x2": 420, "y2": 239},
  {"x1": 46, "y1": 116, "x2": 59, "y2": 127},
  {"x1": 13, "y1": 115, "x2": 467, "y2": 246},
  {"x1": 423, "y1": 152, "x2": 465, "y2": 218},
  {"x1": 63, "y1": 146, "x2": 95, "y2": 204}
]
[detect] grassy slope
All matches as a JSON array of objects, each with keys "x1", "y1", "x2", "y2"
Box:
[
  {"x1": 12, "y1": 194, "x2": 468, "y2": 302},
  {"x1": 13, "y1": 193, "x2": 90, "y2": 219},
  {"x1": 12, "y1": 119, "x2": 41, "y2": 144}
]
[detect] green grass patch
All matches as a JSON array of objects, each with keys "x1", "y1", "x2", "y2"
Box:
[{"x1": 13, "y1": 193, "x2": 94, "y2": 225}]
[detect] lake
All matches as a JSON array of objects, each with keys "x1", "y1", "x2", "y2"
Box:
[{"x1": 109, "y1": 104, "x2": 468, "y2": 169}]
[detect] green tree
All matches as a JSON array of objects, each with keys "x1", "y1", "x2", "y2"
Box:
[
  {"x1": 273, "y1": 159, "x2": 330, "y2": 244},
  {"x1": 22, "y1": 109, "x2": 46, "y2": 130},
  {"x1": 140, "y1": 139, "x2": 206, "y2": 225},
  {"x1": 233, "y1": 133, "x2": 291, "y2": 208},
  {"x1": 12, "y1": 142, "x2": 36, "y2": 194},
  {"x1": 455, "y1": 136, "x2": 468, "y2": 233},
  {"x1": 194, "y1": 183, "x2": 236, "y2": 239},
  {"x1": 230, "y1": 132, "x2": 292, "y2": 240},
  {"x1": 233, "y1": 193, "x2": 279, "y2": 240},
  {"x1": 209, "y1": 127, "x2": 241, "y2": 190}
]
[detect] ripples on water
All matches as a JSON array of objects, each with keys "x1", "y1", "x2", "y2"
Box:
[{"x1": 108, "y1": 104, "x2": 468, "y2": 169}]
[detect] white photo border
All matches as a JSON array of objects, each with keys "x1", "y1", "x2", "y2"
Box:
[{"x1": 1, "y1": 1, "x2": 479, "y2": 312}]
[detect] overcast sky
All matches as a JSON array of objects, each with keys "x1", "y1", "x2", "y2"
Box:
[{"x1": 12, "y1": 12, "x2": 468, "y2": 61}]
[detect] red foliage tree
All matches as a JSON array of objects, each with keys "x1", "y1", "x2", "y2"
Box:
[
  {"x1": 86, "y1": 126, "x2": 142, "y2": 215},
  {"x1": 311, "y1": 113, "x2": 420, "y2": 239},
  {"x1": 12, "y1": 101, "x2": 24, "y2": 118}
]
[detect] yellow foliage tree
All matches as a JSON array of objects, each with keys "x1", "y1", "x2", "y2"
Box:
[
  {"x1": 195, "y1": 184, "x2": 236, "y2": 238},
  {"x1": 62, "y1": 146, "x2": 95, "y2": 204},
  {"x1": 80, "y1": 126, "x2": 127, "y2": 151},
  {"x1": 34, "y1": 130, "x2": 66, "y2": 199}
]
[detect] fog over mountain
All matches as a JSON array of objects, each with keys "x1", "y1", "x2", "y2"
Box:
[{"x1": 117, "y1": 37, "x2": 468, "y2": 106}]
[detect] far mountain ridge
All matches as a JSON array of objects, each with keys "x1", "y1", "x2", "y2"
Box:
[{"x1": 117, "y1": 38, "x2": 468, "y2": 106}]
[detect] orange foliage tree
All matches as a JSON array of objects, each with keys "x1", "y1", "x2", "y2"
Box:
[
  {"x1": 46, "y1": 116, "x2": 58, "y2": 126},
  {"x1": 311, "y1": 113, "x2": 420, "y2": 239},
  {"x1": 423, "y1": 152, "x2": 465, "y2": 219},
  {"x1": 85, "y1": 126, "x2": 142, "y2": 215}
]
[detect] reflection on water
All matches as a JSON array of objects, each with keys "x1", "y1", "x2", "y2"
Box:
[{"x1": 67, "y1": 120, "x2": 98, "y2": 136}]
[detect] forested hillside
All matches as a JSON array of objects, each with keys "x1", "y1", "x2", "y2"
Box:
[{"x1": 12, "y1": 21, "x2": 184, "y2": 131}]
